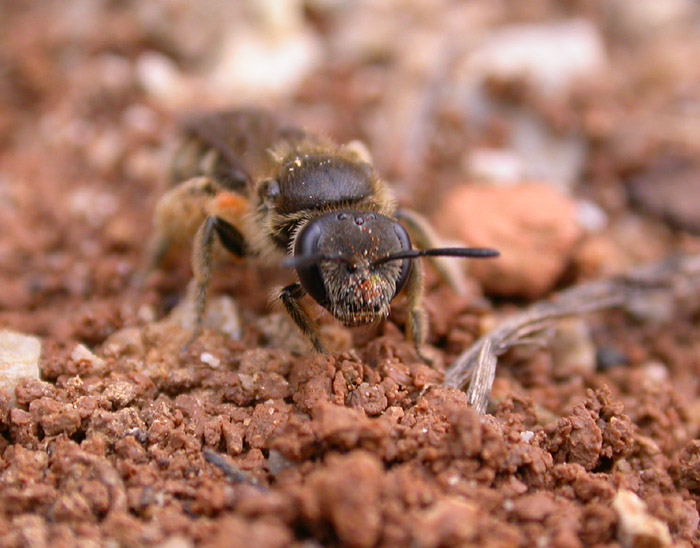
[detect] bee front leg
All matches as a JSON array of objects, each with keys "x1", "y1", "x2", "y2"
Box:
[
  {"x1": 404, "y1": 257, "x2": 432, "y2": 364},
  {"x1": 184, "y1": 216, "x2": 217, "y2": 349},
  {"x1": 278, "y1": 283, "x2": 327, "y2": 354}
]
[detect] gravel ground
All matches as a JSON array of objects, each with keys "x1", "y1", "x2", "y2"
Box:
[{"x1": 1, "y1": 2, "x2": 699, "y2": 547}]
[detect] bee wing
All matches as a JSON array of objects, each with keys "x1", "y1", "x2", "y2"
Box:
[{"x1": 178, "y1": 109, "x2": 307, "y2": 190}]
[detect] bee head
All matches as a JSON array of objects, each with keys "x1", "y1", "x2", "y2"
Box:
[
  {"x1": 286, "y1": 210, "x2": 499, "y2": 327},
  {"x1": 290, "y1": 210, "x2": 410, "y2": 326}
]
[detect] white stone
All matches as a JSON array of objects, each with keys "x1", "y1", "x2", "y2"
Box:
[
  {"x1": 465, "y1": 148, "x2": 523, "y2": 185},
  {"x1": 67, "y1": 187, "x2": 118, "y2": 228},
  {"x1": 613, "y1": 490, "x2": 671, "y2": 548},
  {"x1": 520, "y1": 431, "x2": 535, "y2": 444},
  {"x1": 0, "y1": 331, "x2": 41, "y2": 403},
  {"x1": 71, "y1": 343, "x2": 106, "y2": 370},
  {"x1": 135, "y1": 51, "x2": 187, "y2": 105},
  {"x1": 209, "y1": 0, "x2": 321, "y2": 98},
  {"x1": 509, "y1": 111, "x2": 588, "y2": 192},
  {"x1": 200, "y1": 352, "x2": 221, "y2": 368},
  {"x1": 466, "y1": 19, "x2": 607, "y2": 96},
  {"x1": 576, "y1": 199, "x2": 608, "y2": 233},
  {"x1": 551, "y1": 318, "x2": 597, "y2": 379},
  {"x1": 155, "y1": 535, "x2": 193, "y2": 548}
]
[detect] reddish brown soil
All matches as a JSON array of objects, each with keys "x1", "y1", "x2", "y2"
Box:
[{"x1": 1, "y1": 2, "x2": 699, "y2": 547}]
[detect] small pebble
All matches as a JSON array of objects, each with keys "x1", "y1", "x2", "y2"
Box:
[
  {"x1": 550, "y1": 318, "x2": 597, "y2": 379},
  {"x1": 466, "y1": 19, "x2": 607, "y2": 96},
  {"x1": 435, "y1": 183, "x2": 581, "y2": 299},
  {"x1": 0, "y1": 331, "x2": 41, "y2": 405},
  {"x1": 613, "y1": 490, "x2": 671, "y2": 548},
  {"x1": 200, "y1": 352, "x2": 221, "y2": 368},
  {"x1": 71, "y1": 343, "x2": 106, "y2": 371},
  {"x1": 520, "y1": 431, "x2": 535, "y2": 443}
]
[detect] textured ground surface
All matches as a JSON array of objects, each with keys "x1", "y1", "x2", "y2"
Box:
[{"x1": 1, "y1": 2, "x2": 700, "y2": 547}]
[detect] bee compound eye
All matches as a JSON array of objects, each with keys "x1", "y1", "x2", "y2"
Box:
[
  {"x1": 392, "y1": 222, "x2": 413, "y2": 298},
  {"x1": 293, "y1": 219, "x2": 329, "y2": 306},
  {"x1": 259, "y1": 179, "x2": 280, "y2": 203},
  {"x1": 296, "y1": 263, "x2": 328, "y2": 306}
]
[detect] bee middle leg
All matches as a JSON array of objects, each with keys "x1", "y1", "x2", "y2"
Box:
[
  {"x1": 278, "y1": 283, "x2": 327, "y2": 353},
  {"x1": 404, "y1": 258, "x2": 432, "y2": 364}
]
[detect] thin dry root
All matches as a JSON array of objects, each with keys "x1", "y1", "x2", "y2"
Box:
[{"x1": 443, "y1": 254, "x2": 700, "y2": 414}]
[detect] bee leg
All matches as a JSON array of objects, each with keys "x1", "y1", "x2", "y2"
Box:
[
  {"x1": 145, "y1": 177, "x2": 216, "y2": 274},
  {"x1": 404, "y1": 257, "x2": 432, "y2": 364},
  {"x1": 183, "y1": 216, "x2": 218, "y2": 350},
  {"x1": 212, "y1": 217, "x2": 247, "y2": 257},
  {"x1": 396, "y1": 208, "x2": 468, "y2": 296},
  {"x1": 278, "y1": 283, "x2": 327, "y2": 353}
]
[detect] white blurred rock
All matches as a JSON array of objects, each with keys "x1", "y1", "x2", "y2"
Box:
[
  {"x1": 67, "y1": 187, "x2": 118, "y2": 228},
  {"x1": 510, "y1": 111, "x2": 588, "y2": 192},
  {"x1": 71, "y1": 343, "x2": 106, "y2": 371},
  {"x1": 136, "y1": 51, "x2": 188, "y2": 105},
  {"x1": 604, "y1": 0, "x2": 696, "y2": 38},
  {"x1": 169, "y1": 290, "x2": 242, "y2": 341},
  {"x1": 550, "y1": 318, "x2": 597, "y2": 380},
  {"x1": 0, "y1": 331, "x2": 41, "y2": 404},
  {"x1": 642, "y1": 361, "x2": 669, "y2": 384},
  {"x1": 464, "y1": 148, "x2": 523, "y2": 185},
  {"x1": 155, "y1": 535, "x2": 193, "y2": 548},
  {"x1": 209, "y1": 0, "x2": 322, "y2": 99},
  {"x1": 466, "y1": 19, "x2": 607, "y2": 96},
  {"x1": 576, "y1": 199, "x2": 608, "y2": 233},
  {"x1": 200, "y1": 352, "x2": 221, "y2": 368},
  {"x1": 613, "y1": 490, "x2": 671, "y2": 548}
]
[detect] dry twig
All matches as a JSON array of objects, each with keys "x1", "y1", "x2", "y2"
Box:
[{"x1": 443, "y1": 254, "x2": 700, "y2": 414}]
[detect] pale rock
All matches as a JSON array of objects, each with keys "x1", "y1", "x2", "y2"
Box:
[
  {"x1": 155, "y1": 535, "x2": 193, "y2": 548},
  {"x1": 202, "y1": 296, "x2": 242, "y2": 341},
  {"x1": 0, "y1": 331, "x2": 41, "y2": 404},
  {"x1": 103, "y1": 327, "x2": 144, "y2": 357},
  {"x1": 200, "y1": 352, "x2": 221, "y2": 368},
  {"x1": 135, "y1": 51, "x2": 188, "y2": 105},
  {"x1": 67, "y1": 187, "x2": 118, "y2": 228},
  {"x1": 464, "y1": 148, "x2": 523, "y2": 185},
  {"x1": 604, "y1": 0, "x2": 696, "y2": 38},
  {"x1": 169, "y1": 291, "x2": 242, "y2": 341},
  {"x1": 576, "y1": 199, "x2": 608, "y2": 233},
  {"x1": 613, "y1": 490, "x2": 671, "y2": 548},
  {"x1": 510, "y1": 111, "x2": 588, "y2": 192},
  {"x1": 209, "y1": 0, "x2": 322, "y2": 99},
  {"x1": 550, "y1": 318, "x2": 597, "y2": 380},
  {"x1": 641, "y1": 361, "x2": 669, "y2": 384},
  {"x1": 520, "y1": 431, "x2": 535, "y2": 444},
  {"x1": 435, "y1": 183, "x2": 582, "y2": 299},
  {"x1": 71, "y1": 343, "x2": 106, "y2": 372},
  {"x1": 465, "y1": 19, "x2": 607, "y2": 96}
]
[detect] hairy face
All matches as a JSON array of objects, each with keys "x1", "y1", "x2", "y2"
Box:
[
  {"x1": 294, "y1": 209, "x2": 413, "y2": 326},
  {"x1": 320, "y1": 258, "x2": 403, "y2": 326}
]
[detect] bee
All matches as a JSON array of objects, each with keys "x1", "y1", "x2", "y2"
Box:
[{"x1": 149, "y1": 109, "x2": 498, "y2": 360}]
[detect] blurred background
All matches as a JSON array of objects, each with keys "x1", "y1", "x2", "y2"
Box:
[{"x1": 1, "y1": 0, "x2": 700, "y2": 334}]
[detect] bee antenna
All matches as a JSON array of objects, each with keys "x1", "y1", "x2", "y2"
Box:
[
  {"x1": 372, "y1": 247, "x2": 500, "y2": 267},
  {"x1": 282, "y1": 253, "x2": 356, "y2": 269}
]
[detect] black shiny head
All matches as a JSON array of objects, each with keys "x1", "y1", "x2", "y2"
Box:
[
  {"x1": 286, "y1": 210, "x2": 500, "y2": 327},
  {"x1": 292, "y1": 210, "x2": 412, "y2": 326}
]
